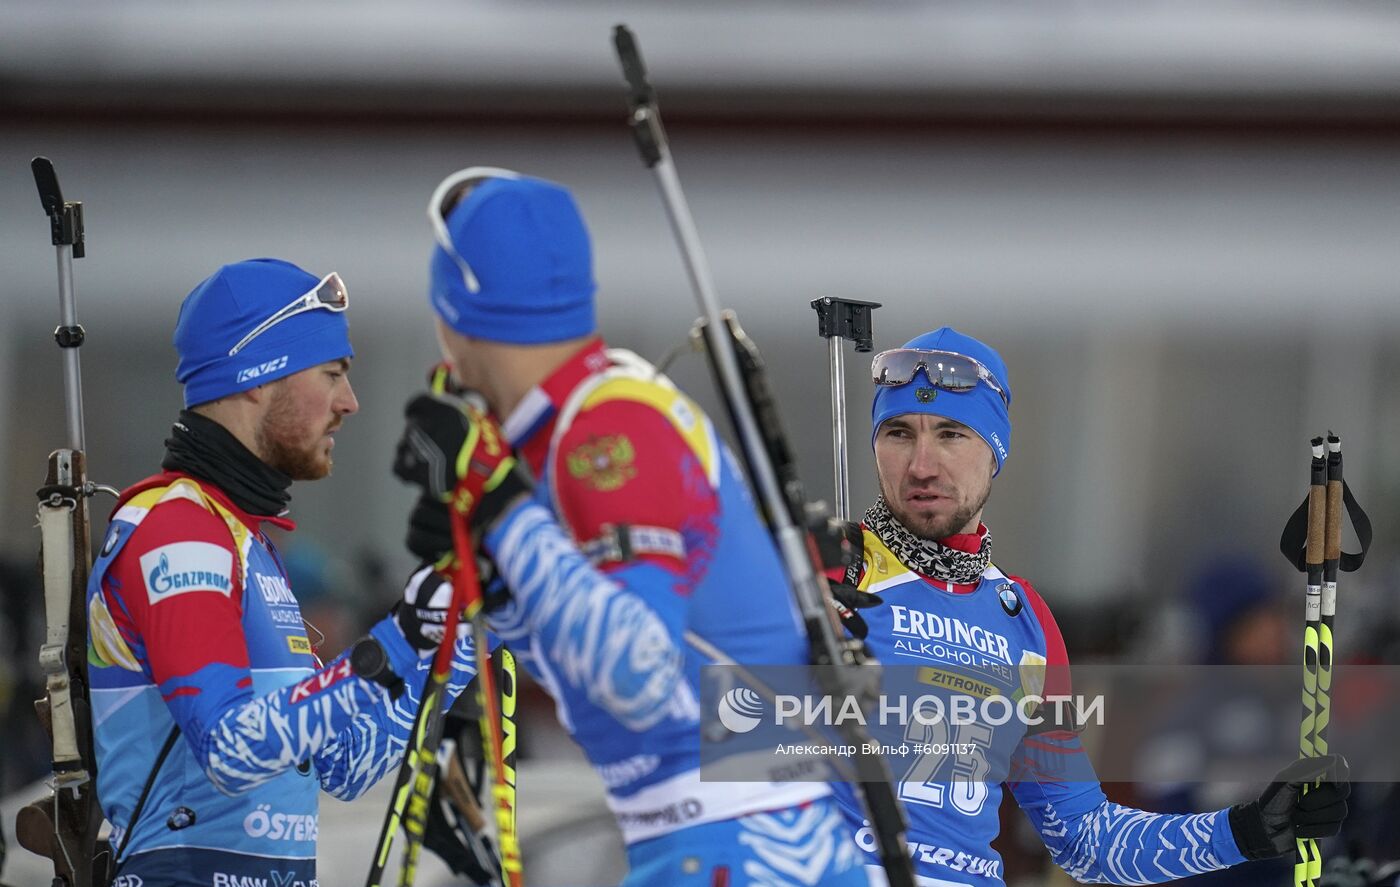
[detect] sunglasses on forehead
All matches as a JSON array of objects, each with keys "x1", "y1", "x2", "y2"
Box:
[
  {"x1": 227, "y1": 272, "x2": 349, "y2": 357},
  {"x1": 871, "y1": 348, "x2": 1009, "y2": 406},
  {"x1": 427, "y1": 166, "x2": 524, "y2": 295}
]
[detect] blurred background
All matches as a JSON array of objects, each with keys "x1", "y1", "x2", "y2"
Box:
[{"x1": 2, "y1": 1, "x2": 1398, "y2": 884}]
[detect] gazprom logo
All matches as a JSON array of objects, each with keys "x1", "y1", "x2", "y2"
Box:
[
  {"x1": 237, "y1": 355, "x2": 289, "y2": 384},
  {"x1": 716, "y1": 687, "x2": 764, "y2": 734},
  {"x1": 139, "y1": 542, "x2": 233, "y2": 604}
]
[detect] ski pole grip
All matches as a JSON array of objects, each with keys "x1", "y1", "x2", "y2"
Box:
[
  {"x1": 1324, "y1": 434, "x2": 1342, "y2": 563},
  {"x1": 1306, "y1": 440, "x2": 1326, "y2": 570}
]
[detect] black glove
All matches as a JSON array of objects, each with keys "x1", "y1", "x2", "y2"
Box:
[
  {"x1": 395, "y1": 558, "x2": 512, "y2": 652},
  {"x1": 809, "y1": 514, "x2": 863, "y2": 571},
  {"x1": 395, "y1": 563, "x2": 471, "y2": 652},
  {"x1": 1229, "y1": 754, "x2": 1351, "y2": 860},
  {"x1": 828, "y1": 581, "x2": 884, "y2": 641},
  {"x1": 405, "y1": 492, "x2": 453, "y2": 563},
  {"x1": 393, "y1": 391, "x2": 532, "y2": 536}
]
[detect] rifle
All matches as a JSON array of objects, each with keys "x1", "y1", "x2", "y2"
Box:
[
  {"x1": 612, "y1": 26, "x2": 916, "y2": 887},
  {"x1": 15, "y1": 158, "x2": 117, "y2": 887},
  {"x1": 811, "y1": 297, "x2": 881, "y2": 521}
]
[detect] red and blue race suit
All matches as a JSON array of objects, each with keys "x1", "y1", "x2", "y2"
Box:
[
  {"x1": 479, "y1": 339, "x2": 864, "y2": 885},
  {"x1": 87, "y1": 472, "x2": 479, "y2": 886},
  {"x1": 834, "y1": 525, "x2": 1248, "y2": 886}
]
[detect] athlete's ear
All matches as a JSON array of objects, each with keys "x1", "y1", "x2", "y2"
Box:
[{"x1": 241, "y1": 377, "x2": 283, "y2": 406}]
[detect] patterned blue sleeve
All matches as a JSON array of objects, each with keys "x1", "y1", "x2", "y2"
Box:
[
  {"x1": 483, "y1": 500, "x2": 698, "y2": 731},
  {"x1": 1009, "y1": 735, "x2": 1247, "y2": 884},
  {"x1": 200, "y1": 614, "x2": 478, "y2": 798},
  {"x1": 312, "y1": 617, "x2": 481, "y2": 800}
]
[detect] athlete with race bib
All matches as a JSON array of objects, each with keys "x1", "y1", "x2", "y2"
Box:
[{"x1": 832, "y1": 326, "x2": 1350, "y2": 886}]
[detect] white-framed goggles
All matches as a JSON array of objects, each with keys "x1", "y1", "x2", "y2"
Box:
[
  {"x1": 227, "y1": 272, "x2": 350, "y2": 357},
  {"x1": 426, "y1": 166, "x2": 524, "y2": 295},
  {"x1": 871, "y1": 348, "x2": 1009, "y2": 406}
]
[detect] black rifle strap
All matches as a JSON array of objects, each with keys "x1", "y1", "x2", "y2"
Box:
[{"x1": 113, "y1": 725, "x2": 181, "y2": 864}]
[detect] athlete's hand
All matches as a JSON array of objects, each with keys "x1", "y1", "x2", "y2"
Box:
[
  {"x1": 393, "y1": 563, "x2": 478, "y2": 653},
  {"x1": 393, "y1": 391, "x2": 532, "y2": 537},
  {"x1": 1229, "y1": 754, "x2": 1350, "y2": 859},
  {"x1": 828, "y1": 582, "x2": 883, "y2": 641},
  {"x1": 405, "y1": 492, "x2": 453, "y2": 563}
]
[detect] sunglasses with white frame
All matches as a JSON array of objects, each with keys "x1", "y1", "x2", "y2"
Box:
[
  {"x1": 226, "y1": 272, "x2": 349, "y2": 357},
  {"x1": 426, "y1": 166, "x2": 525, "y2": 295}
]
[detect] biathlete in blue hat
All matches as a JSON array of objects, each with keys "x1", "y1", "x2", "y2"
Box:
[
  {"x1": 87, "y1": 259, "x2": 484, "y2": 885},
  {"x1": 830, "y1": 327, "x2": 1350, "y2": 885},
  {"x1": 390, "y1": 168, "x2": 867, "y2": 885}
]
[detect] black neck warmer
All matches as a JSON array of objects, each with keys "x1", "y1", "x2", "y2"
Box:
[{"x1": 161, "y1": 410, "x2": 292, "y2": 517}]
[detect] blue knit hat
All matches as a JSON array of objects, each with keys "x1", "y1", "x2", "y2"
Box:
[
  {"x1": 871, "y1": 327, "x2": 1012, "y2": 475},
  {"x1": 428, "y1": 172, "x2": 596, "y2": 344},
  {"x1": 174, "y1": 258, "x2": 354, "y2": 408}
]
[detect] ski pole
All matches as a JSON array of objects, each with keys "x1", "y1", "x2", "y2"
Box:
[
  {"x1": 1295, "y1": 438, "x2": 1326, "y2": 887},
  {"x1": 1299, "y1": 433, "x2": 1344, "y2": 887},
  {"x1": 811, "y1": 297, "x2": 880, "y2": 521},
  {"x1": 1278, "y1": 432, "x2": 1372, "y2": 887},
  {"x1": 366, "y1": 547, "x2": 520, "y2": 887},
  {"x1": 613, "y1": 25, "x2": 915, "y2": 887},
  {"x1": 1314, "y1": 434, "x2": 1342, "y2": 761},
  {"x1": 365, "y1": 547, "x2": 474, "y2": 887},
  {"x1": 436, "y1": 515, "x2": 521, "y2": 887}
]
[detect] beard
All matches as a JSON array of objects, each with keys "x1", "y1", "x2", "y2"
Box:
[
  {"x1": 880, "y1": 478, "x2": 991, "y2": 540},
  {"x1": 255, "y1": 387, "x2": 335, "y2": 481}
]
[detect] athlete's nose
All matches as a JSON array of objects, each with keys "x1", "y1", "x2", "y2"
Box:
[
  {"x1": 906, "y1": 432, "x2": 944, "y2": 482},
  {"x1": 336, "y1": 379, "x2": 360, "y2": 417}
]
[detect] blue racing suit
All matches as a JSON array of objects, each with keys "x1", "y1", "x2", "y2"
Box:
[
  {"x1": 835, "y1": 523, "x2": 1248, "y2": 886},
  {"x1": 480, "y1": 340, "x2": 864, "y2": 885},
  {"x1": 88, "y1": 472, "x2": 478, "y2": 885}
]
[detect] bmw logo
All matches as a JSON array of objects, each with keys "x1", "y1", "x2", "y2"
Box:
[{"x1": 998, "y1": 582, "x2": 1022, "y2": 617}]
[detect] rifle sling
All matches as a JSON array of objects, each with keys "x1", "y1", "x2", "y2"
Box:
[{"x1": 113, "y1": 725, "x2": 181, "y2": 865}]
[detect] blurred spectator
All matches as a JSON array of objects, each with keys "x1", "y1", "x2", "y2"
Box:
[
  {"x1": 1137, "y1": 554, "x2": 1291, "y2": 886},
  {"x1": 269, "y1": 534, "x2": 360, "y2": 661},
  {"x1": 1190, "y1": 555, "x2": 1290, "y2": 667}
]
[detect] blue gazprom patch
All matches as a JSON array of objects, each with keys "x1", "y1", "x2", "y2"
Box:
[{"x1": 138, "y1": 541, "x2": 234, "y2": 603}]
